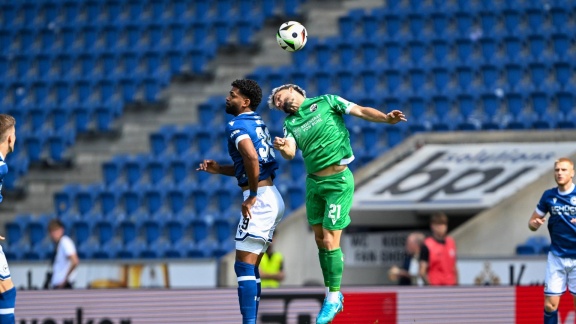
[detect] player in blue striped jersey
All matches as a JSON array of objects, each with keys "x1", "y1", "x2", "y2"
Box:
[
  {"x1": 0, "y1": 114, "x2": 17, "y2": 323},
  {"x1": 528, "y1": 157, "x2": 576, "y2": 324},
  {"x1": 197, "y1": 79, "x2": 285, "y2": 324}
]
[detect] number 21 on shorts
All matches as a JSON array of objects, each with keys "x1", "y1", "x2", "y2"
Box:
[{"x1": 328, "y1": 204, "x2": 341, "y2": 225}]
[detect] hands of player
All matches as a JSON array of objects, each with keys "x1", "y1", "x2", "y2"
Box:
[
  {"x1": 273, "y1": 137, "x2": 286, "y2": 151},
  {"x1": 196, "y1": 159, "x2": 220, "y2": 174},
  {"x1": 530, "y1": 217, "x2": 546, "y2": 230},
  {"x1": 571, "y1": 218, "x2": 576, "y2": 224},
  {"x1": 0, "y1": 235, "x2": 4, "y2": 240},
  {"x1": 386, "y1": 110, "x2": 408, "y2": 124},
  {"x1": 242, "y1": 196, "x2": 257, "y2": 219}
]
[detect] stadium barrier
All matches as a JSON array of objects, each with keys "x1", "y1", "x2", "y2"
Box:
[{"x1": 14, "y1": 286, "x2": 572, "y2": 323}]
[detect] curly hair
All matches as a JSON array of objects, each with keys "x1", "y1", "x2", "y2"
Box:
[{"x1": 231, "y1": 79, "x2": 262, "y2": 111}]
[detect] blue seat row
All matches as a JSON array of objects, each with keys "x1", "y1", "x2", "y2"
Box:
[
  {"x1": 339, "y1": 6, "x2": 576, "y2": 41},
  {"x1": 0, "y1": 0, "x2": 284, "y2": 29}
]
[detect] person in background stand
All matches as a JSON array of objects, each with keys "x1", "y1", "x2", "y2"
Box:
[
  {"x1": 389, "y1": 232, "x2": 425, "y2": 286},
  {"x1": 419, "y1": 213, "x2": 458, "y2": 286},
  {"x1": 48, "y1": 219, "x2": 79, "y2": 289},
  {"x1": 259, "y1": 240, "x2": 285, "y2": 288}
]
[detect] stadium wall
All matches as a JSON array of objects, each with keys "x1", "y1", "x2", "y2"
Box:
[{"x1": 13, "y1": 286, "x2": 572, "y2": 323}]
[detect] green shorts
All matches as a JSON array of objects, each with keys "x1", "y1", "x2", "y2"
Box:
[{"x1": 305, "y1": 168, "x2": 354, "y2": 230}]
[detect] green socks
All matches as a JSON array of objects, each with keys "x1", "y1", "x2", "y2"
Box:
[
  {"x1": 318, "y1": 248, "x2": 330, "y2": 288},
  {"x1": 319, "y1": 248, "x2": 344, "y2": 292}
]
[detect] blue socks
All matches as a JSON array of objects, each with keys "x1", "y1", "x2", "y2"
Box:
[
  {"x1": 235, "y1": 261, "x2": 257, "y2": 324},
  {"x1": 254, "y1": 266, "x2": 261, "y2": 314},
  {"x1": 544, "y1": 309, "x2": 558, "y2": 324}
]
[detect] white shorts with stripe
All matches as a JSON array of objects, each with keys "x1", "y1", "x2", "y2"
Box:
[
  {"x1": 544, "y1": 251, "x2": 576, "y2": 296},
  {"x1": 235, "y1": 185, "x2": 285, "y2": 254}
]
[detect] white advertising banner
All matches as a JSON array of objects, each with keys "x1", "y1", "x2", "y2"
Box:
[
  {"x1": 9, "y1": 259, "x2": 217, "y2": 289},
  {"x1": 354, "y1": 142, "x2": 576, "y2": 210},
  {"x1": 342, "y1": 232, "x2": 409, "y2": 267}
]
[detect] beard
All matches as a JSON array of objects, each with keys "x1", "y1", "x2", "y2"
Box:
[
  {"x1": 282, "y1": 99, "x2": 294, "y2": 114},
  {"x1": 225, "y1": 102, "x2": 237, "y2": 115}
]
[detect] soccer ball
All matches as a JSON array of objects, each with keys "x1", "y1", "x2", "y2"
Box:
[{"x1": 276, "y1": 21, "x2": 308, "y2": 52}]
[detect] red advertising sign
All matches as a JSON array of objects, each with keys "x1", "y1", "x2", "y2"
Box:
[
  {"x1": 516, "y1": 286, "x2": 576, "y2": 324},
  {"x1": 333, "y1": 292, "x2": 397, "y2": 324}
]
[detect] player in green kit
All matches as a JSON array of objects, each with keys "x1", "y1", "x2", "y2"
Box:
[{"x1": 268, "y1": 84, "x2": 406, "y2": 323}]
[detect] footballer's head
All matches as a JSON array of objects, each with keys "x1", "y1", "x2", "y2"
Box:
[
  {"x1": 554, "y1": 157, "x2": 575, "y2": 187},
  {"x1": 268, "y1": 84, "x2": 306, "y2": 114},
  {"x1": 226, "y1": 79, "x2": 262, "y2": 116},
  {"x1": 430, "y1": 212, "x2": 448, "y2": 238},
  {"x1": 0, "y1": 114, "x2": 16, "y2": 155}
]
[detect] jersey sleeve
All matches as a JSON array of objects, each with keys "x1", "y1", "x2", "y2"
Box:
[
  {"x1": 535, "y1": 192, "x2": 549, "y2": 216},
  {"x1": 226, "y1": 123, "x2": 251, "y2": 150},
  {"x1": 419, "y1": 243, "x2": 429, "y2": 263},
  {"x1": 61, "y1": 237, "x2": 77, "y2": 256},
  {"x1": 324, "y1": 94, "x2": 356, "y2": 115},
  {"x1": 283, "y1": 123, "x2": 297, "y2": 148}
]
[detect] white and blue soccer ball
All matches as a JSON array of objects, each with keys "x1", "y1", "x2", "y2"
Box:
[{"x1": 276, "y1": 21, "x2": 308, "y2": 52}]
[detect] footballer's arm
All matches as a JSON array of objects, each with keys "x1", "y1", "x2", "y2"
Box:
[
  {"x1": 196, "y1": 160, "x2": 235, "y2": 176},
  {"x1": 237, "y1": 138, "x2": 260, "y2": 219},
  {"x1": 273, "y1": 137, "x2": 296, "y2": 160},
  {"x1": 528, "y1": 211, "x2": 546, "y2": 231},
  {"x1": 348, "y1": 105, "x2": 407, "y2": 124}
]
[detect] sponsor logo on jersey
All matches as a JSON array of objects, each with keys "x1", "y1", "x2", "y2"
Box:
[
  {"x1": 230, "y1": 130, "x2": 240, "y2": 138},
  {"x1": 228, "y1": 121, "x2": 235, "y2": 126},
  {"x1": 571, "y1": 197, "x2": 576, "y2": 205},
  {"x1": 310, "y1": 104, "x2": 317, "y2": 112},
  {"x1": 553, "y1": 198, "x2": 557, "y2": 204}
]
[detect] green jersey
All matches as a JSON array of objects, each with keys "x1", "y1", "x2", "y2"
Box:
[{"x1": 283, "y1": 94, "x2": 355, "y2": 174}]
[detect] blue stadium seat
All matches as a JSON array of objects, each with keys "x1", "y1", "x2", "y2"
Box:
[
  {"x1": 190, "y1": 218, "x2": 211, "y2": 243},
  {"x1": 147, "y1": 158, "x2": 167, "y2": 184},
  {"x1": 173, "y1": 126, "x2": 194, "y2": 155},
  {"x1": 409, "y1": 68, "x2": 426, "y2": 92},
  {"x1": 191, "y1": 187, "x2": 214, "y2": 214},
  {"x1": 550, "y1": 7, "x2": 569, "y2": 33},
  {"x1": 385, "y1": 69, "x2": 401, "y2": 93},
  {"x1": 454, "y1": 66, "x2": 473, "y2": 92},
  {"x1": 431, "y1": 39, "x2": 449, "y2": 65},
  {"x1": 76, "y1": 185, "x2": 98, "y2": 215},
  {"x1": 54, "y1": 184, "x2": 81, "y2": 216},
  {"x1": 384, "y1": 41, "x2": 402, "y2": 66},
  {"x1": 213, "y1": 240, "x2": 235, "y2": 258},
  {"x1": 454, "y1": 12, "x2": 473, "y2": 37},
  {"x1": 125, "y1": 154, "x2": 148, "y2": 186},
  {"x1": 552, "y1": 34, "x2": 569, "y2": 60},
  {"x1": 528, "y1": 63, "x2": 547, "y2": 88},
  {"x1": 479, "y1": 11, "x2": 503, "y2": 38},
  {"x1": 121, "y1": 189, "x2": 142, "y2": 215},
  {"x1": 480, "y1": 93, "x2": 501, "y2": 129},
  {"x1": 142, "y1": 219, "x2": 163, "y2": 245},
  {"x1": 71, "y1": 219, "x2": 91, "y2": 246},
  {"x1": 119, "y1": 220, "x2": 137, "y2": 246},
  {"x1": 95, "y1": 220, "x2": 114, "y2": 245},
  {"x1": 144, "y1": 187, "x2": 166, "y2": 215},
  {"x1": 360, "y1": 68, "x2": 378, "y2": 92},
  {"x1": 5, "y1": 221, "x2": 24, "y2": 245},
  {"x1": 213, "y1": 219, "x2": 234, "y2": 243},
  {"x1": 165, "y1": 219, "x2": 185, "y2": 244},
  {"x1": 505, "y1": 64, "x2": 523, "y2": 88},
  {"x1": 531, "y1": 92, "x2": 548, "y2": 116},
  {"x1": 506, "y1": 93, "x2": 524, "y2": 117},
  {"x1": 554, "y1": 62, "x2": 571, "y2": 88},
  {"x1": 98, "y1": 185, "x2": 121, "y2": 216},
  {"x1": 480, "y1": 65, "x2": 499, "y2": 89},
  {"x1": 102, "y1": 155, "x2": 127, "y2": 185},
  {"x1": 168, "y1": 182, "x2": 192, "y2": 214},
  {"x1": 557, "y1": 92, "x2": 574, "y2": 115}
]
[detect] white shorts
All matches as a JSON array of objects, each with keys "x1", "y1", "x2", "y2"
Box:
[
  {"x1": 0, "y1": 246, "x2": 11, "y2": 281},
  {"x1": 235, "y1": 185, "x2": 285, "y2": 255},
  {"x1": 544, "y1": 252, "x2": 576, "y2": 296}
]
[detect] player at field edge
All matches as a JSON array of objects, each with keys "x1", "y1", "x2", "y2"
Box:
[
  {"x1": 0, "y1": 114, "x2": 17, "y2": 323},
  {"x1": 528, "y1": 157, "x2": 576, "y2": 324},
  {"x1": 197, "y1": 79, "x2": 285, "y2": 324},
  {"x1": 268, "y1": 84, "x2": 406, "y2": 323}
]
